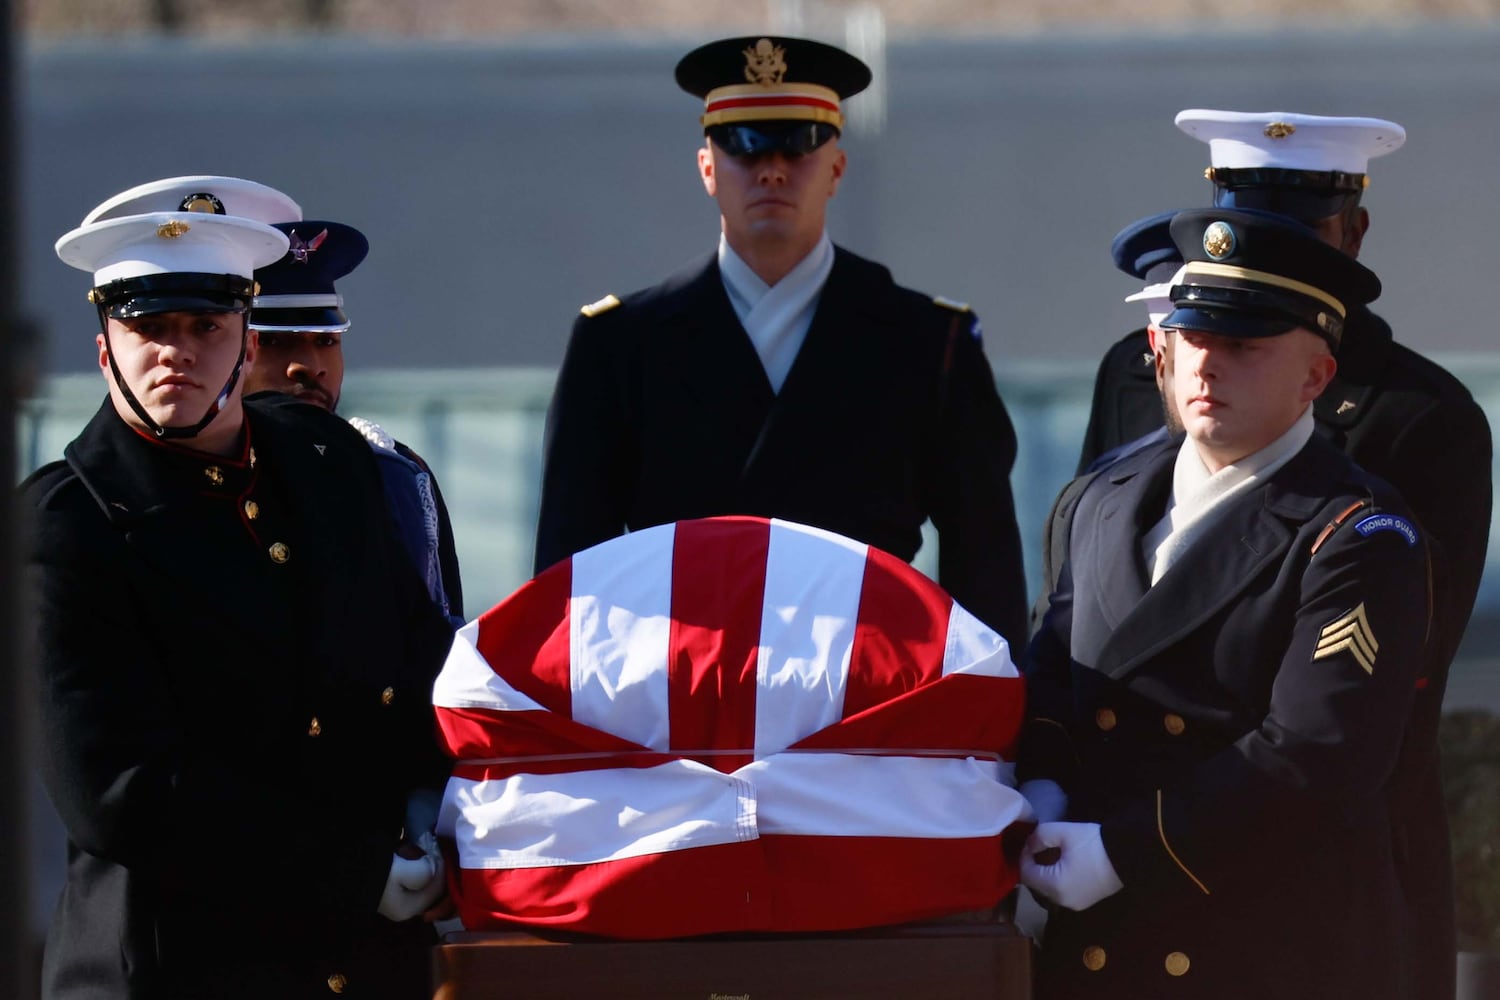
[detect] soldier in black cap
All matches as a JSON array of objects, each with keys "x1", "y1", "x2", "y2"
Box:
[
  {"x1": 534, "y1": 35, "x2": 1028, "y2": 641},
  {"x1": 1073, "y1": 112, "x2": 1488, "y2": 997},
  {"x1": 1019, "y1": 208, "x2": 1434, "y2": 1000},
  {"x1": 245, "y1": 220, "x2": 465, "y2": 627},
  {"x1": 24, "y1": 182, "x2": 456, "y2": 999}
]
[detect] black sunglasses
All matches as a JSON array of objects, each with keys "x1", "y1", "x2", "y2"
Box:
[{"x1": 707, "y1": 123, "x2": 839, "y2": 160}]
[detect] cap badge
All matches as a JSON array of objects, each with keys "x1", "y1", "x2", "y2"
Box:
[
  {"x1": 156, "y1": 220, "x2": 191, "y2": 239},
  {"x1": 1203, "y1": 221, "x2": 1236, "y2": 260},
  {"x1": 287, "y1": 227, "x2": 329, "y2": 263},
  {"x1": 1263, "y1": 121, "x2": 1297, "y2": 139},
  {"x1": 179, "y1": 192, "x2": 225, "y2": 214},
  {"x1": 743, "y1": 38, "x2": 788, "y2": 86}
]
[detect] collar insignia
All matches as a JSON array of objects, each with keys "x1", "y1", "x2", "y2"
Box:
[
  {"x1": 1336, "y1": 399, "x2": 1357, "y2": 415},
  {"x1": 314, "y1": 443, "x2": 326, "y2": 456},
  {"x1": 288, "y1": 228, "x2": 329, "y2": 263},
  {"x1": 743, "y1": 38, "x2": 788, "y2": 86},
  {"x1": 1313, "y1": 602, "x2": 1378, "y2": 675}
]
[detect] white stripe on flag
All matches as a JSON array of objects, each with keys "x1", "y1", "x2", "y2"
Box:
[
  {"x1": 432, "y1": 619, "x2": 545, "y2": 712},
  {"x1": 740, "y1": 752, "x2": 1024, "y2": 838},
  {"x1": 942, "y1": 601, "x2": 1018, "y2": 679},
  {"x1": 443, "y1": 762, "x2": 757, "y2": 869},
  {"x1": 570, "y1": 523, "x2": 676, "y2": 750},
  {"x1": 755, "y1": 520, "x2": 868, "y2": 756}
]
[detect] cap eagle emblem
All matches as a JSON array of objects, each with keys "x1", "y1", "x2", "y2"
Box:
[
  {"x1": 287, "y1": 227, "x2": 329, "y2": 263},
  {"x1": 743, "y1": 38, "x2": 788, "y2": 86}
]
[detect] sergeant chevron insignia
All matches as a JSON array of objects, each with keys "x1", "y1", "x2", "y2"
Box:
[{"x1": 1313, "y1": 602, "x2": 1379, "y2": 675}]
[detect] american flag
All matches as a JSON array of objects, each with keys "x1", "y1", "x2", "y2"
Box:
[{"x1": 434, "y1": 516, "x2": 1029, "y2": 938}]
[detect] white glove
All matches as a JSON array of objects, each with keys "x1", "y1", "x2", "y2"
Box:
[
  {"x1": 1020, "y1": 821, "x2": 1124, "y2": 911},
  {"x1": 1019, "y1": 779, "x2": 1068, "y2": 825},
  {"x1": 377, "y1": 834, "x2": 446, "y2": 922}
]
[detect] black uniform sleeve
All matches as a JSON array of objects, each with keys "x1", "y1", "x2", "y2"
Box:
[
  {"x1": 927, "y1": 314, "x2": 1029, "y2": 646},
  {"x1": 533, "y1": 311, "x2": 635, "y2": 575},
  {"x1": 23, "y1": 491, "x2": 395, "y2": 915}
]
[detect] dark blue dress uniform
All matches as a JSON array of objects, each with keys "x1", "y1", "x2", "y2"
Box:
[
  {"x1": 1025, "y1": 436, "x2": 1431, "y2": 999},
  {"x1": 1024, "y1": 208, "x2": 1435, "y2": 999},
  {"x1": 533, "y1": 246, "x2": 1029, "y2": 642},
  {"x1": 23, "y1": 398, "x2": 456, "y2": 999}
]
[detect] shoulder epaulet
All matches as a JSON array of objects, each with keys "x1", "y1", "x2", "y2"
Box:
[
  {"x1": 580, "y1": 294, "x2": 621, "y2": 318},
  {"x1": 346, "y1": 415, "x2": 397, "y2": 454},
  {"x1": 932, "y1": 295, "x2": 971, "y2": 313}
]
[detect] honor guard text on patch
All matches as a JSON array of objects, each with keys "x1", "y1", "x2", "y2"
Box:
[
  {"x1": 580, "y1": 294, "x2": 621, "y2": 318},
  {"x1": 1354, "y1": 513, "x2": 1419, "y2": 546},
  {"x1": 1314, "y1": 602, "x2": 1379, "y2": 675}
]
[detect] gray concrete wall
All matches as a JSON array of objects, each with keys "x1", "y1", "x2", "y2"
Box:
[{"x1": 20, "y1": 26, "x2": 1500, "y2": 377}]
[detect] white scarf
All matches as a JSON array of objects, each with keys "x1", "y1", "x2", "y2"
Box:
[
  {"x1": 1143, "y1": 407, "x2": 1315, "y2": 585},
  {"x1": 718, "y1": 232, "x2": 834, "y2": 394}
]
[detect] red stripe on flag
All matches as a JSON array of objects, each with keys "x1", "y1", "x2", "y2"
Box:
[
  {"x1": 844, "y1": 546, "x2": 951, "y2": 718},
  {"x1": 706, "y1": 95, "x2": 841, "y2": 113},
  {"x1": 668, "y1": 517, "x2": 769, "y2": 773},
  {"x1": 453, "y1": 840, "x2": 772, "y2": 939},
  {"x1": 473, "y1": 560, "x2": 572, "y2": 717},
  {"x1": 791, "y1": 674, "x2": 1027, "y2": 759},
  {"x1": 437, "y1": 706, "x2": 658, "y2": 774},
  {"x1": 763, "y1": 834, "x2": 1016, "y2": 931}
]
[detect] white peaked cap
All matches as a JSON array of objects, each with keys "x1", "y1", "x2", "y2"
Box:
[
  {"x1": 81, "y1": 175, "x2": 302, "y2": 226},
  {"x1": 56, "y1": 213, "x2": 290, "y2": 286},
  {"x1": 1175, "y1": 109, "x2": 1406, "y2": 175},
  {"x1": 1125, "y1": 263, "x2": 1187, "y2": 329}
]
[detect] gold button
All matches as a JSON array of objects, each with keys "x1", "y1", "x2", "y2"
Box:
[
  {"x1": 380, "y1": 686, "x2": 395, "y2": 706},
  {"x1": 327, "y1": 972, "x2": 347, "y2": 993},
  {"x1": 269, "y1": 542, "x2": 290, "y2": 564},
  {"x1": 1082, "y1": 945, "x2": 1107, "y2": 972},
  {"x1": 1165, "y1": 951, "x2": 1191, "y2": 976},
  {"x1": 1164, "y1": 713, "x2": 1186, "y2": 736},
  {"x1": 244, "y1": 500, "x2": 260, "y2": 520},
  {"x1": 1095, "y1": 708, "x2": 1117, "y2": 732},
  {"x1": 204, "y1": 465, "x2": 224, "y2": 487},
  {"x1": 308, "y1": 717, "x2": 322, "y2": 737}
]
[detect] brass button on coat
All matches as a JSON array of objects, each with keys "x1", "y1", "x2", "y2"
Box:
[
  {"x1": 269, "y1": 542, "x2": 290, "y2": 564},
  {"x1": 1164, "y1": 713, "x2": 1186, "y2": 736},
  {"x1": 1095, "y1": 708, "x2": 1117, "y2": 732},
  {"x1": 308, "y1": 717, "x2": 322, "y2": 737},
  {"x1": 1082, "y1": 945, "x2": 1107, "y2": 971},
  {"x1": 327, "y1": 972, "x2": 347, "y2": 993},
  {"x1": 380, "y1": 686, "x2": 395, "y2": 706},
  {"x1": 204, "y1": 465, "x2": 224, "y2": 487},
  {"x1": 244, "y1": 500, "x2": 260, "y2": 520},
  {"x1": 1165, "y1": 951, "x2": 1191, "y2": 976}
]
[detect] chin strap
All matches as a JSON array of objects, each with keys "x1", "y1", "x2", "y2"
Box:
[{"x1": 100, "y1": 311, "x2": 249, "y2": 441}]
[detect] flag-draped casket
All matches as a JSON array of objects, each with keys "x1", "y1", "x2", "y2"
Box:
[{"x1": 434, "y1": 516, "x2": 1030, "y2": 939}]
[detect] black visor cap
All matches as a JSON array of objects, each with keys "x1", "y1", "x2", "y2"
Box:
[
  {"x1": 95, "y1": 272, "x2": 254, "y2": 319},
  {"x1": 1214, "y1": 187, "x2": 1359, "y2": 225},
  {"x1": 707, "y1": 122, "x2": 839, "y2": 159}
]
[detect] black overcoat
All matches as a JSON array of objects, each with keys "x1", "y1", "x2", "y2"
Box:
[
  {"x1": 1023, "y1": 435, "x2": 1432, "y2": 1000},
  {"x1": 533, "y1": 246, "x2": 1029, "y2": 642},
  {"x1": 1069, "y1": 308, "x2": 1489, "y2": 996},
  {"x1": 22, "y1": 397, "x2": 456, "y2": 1000}
]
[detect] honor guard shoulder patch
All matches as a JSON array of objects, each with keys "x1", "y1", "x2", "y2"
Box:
[
  {"x1": 580, "y1": 294, "x2": 621, "y2": 318},
  {"x1": 1353, "y1": 513, "x2": 1419, "y2": 546},
  {"x1": 1313, "y1": 602, "x2": 1379, "y2": 675}
]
